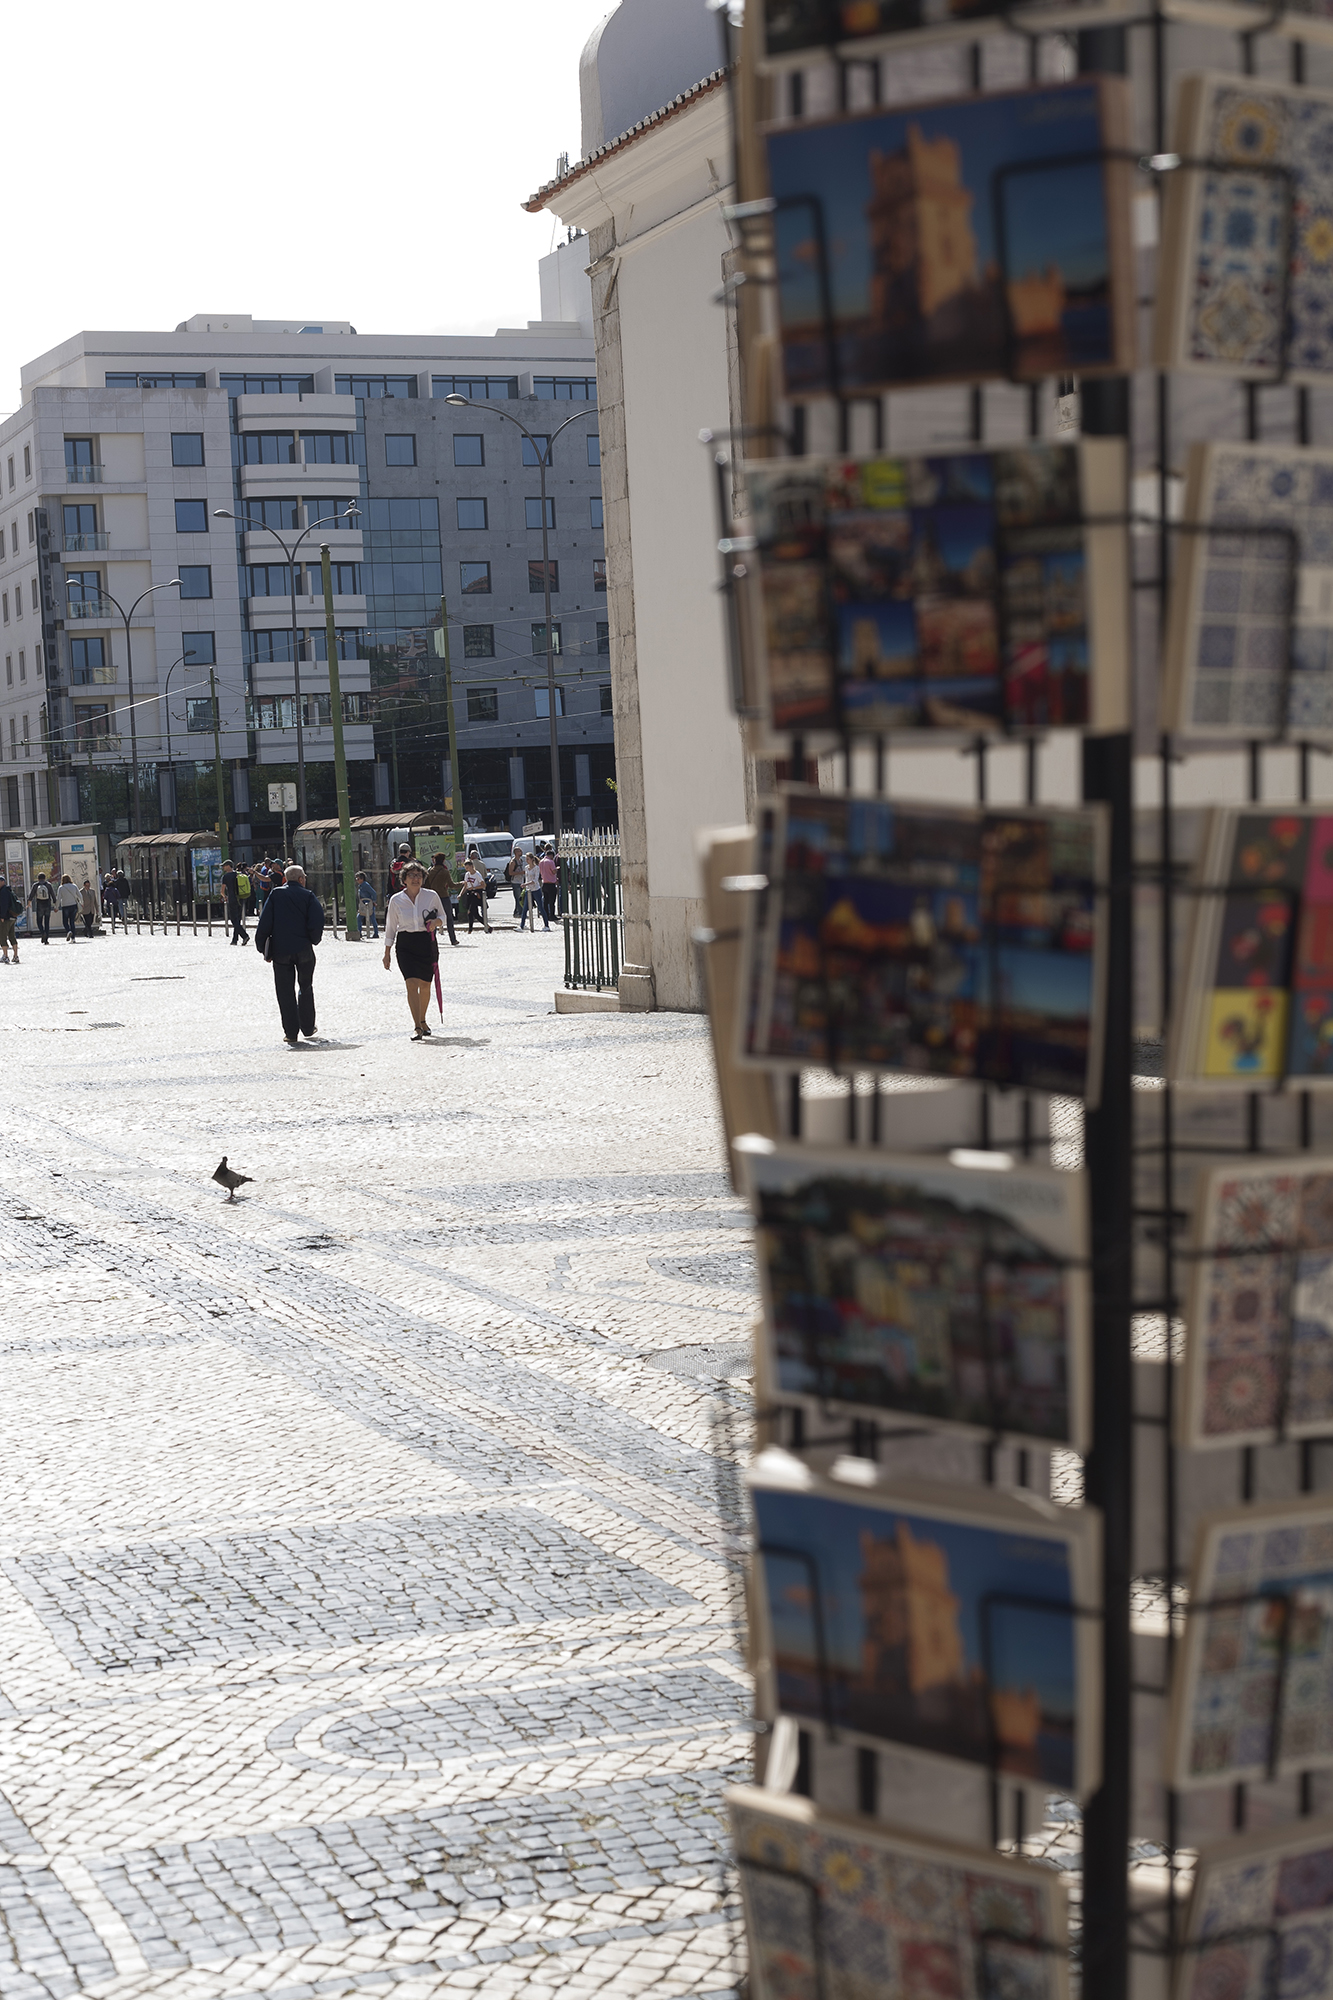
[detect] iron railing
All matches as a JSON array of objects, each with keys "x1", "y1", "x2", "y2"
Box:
[{"x1": 560, "y1": 829, "x2": 623, "y2": 991}]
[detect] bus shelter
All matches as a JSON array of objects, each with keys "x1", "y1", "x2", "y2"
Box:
[{"x1": 114, "y1": 831, "x2": 224, "y2": 917}]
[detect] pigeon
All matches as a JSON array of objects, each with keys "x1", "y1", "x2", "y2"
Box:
[{"x1": 213, "y1": 1156, "x2": 254, "y2": 1203}]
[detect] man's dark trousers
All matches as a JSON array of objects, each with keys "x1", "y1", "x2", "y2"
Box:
[
  {"x1": 35, "y1": 906, "x2": 51, "y2": 941},
  {"x1": 272, "y1": 952, "x2": 316, "y2": 1040}
]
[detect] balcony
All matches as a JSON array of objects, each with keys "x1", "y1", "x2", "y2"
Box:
[
  {"x1": 63, "y1": 464, "x2": 104, "y2": 485},
  {"x1": 63, "y1": 532, "x2": 110, "y2": 552},
  {"x1": 71, "y1": 666, "x2": 118, "y2": 685},
  {"x1": 66, "y1": 600, "x2": 107, "y2": 620},
  {"x1": 75, "y1": 733, "x2": 123, "y2": 753}
]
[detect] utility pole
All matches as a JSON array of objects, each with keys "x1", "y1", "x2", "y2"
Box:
[
  {"x1": 321, "y1": 545, "x2": 358, "y2": 941},
  {"x1": 209, "y1": 666, "x2": 229, "y2": 864},
  {"x1": 435, "y1": 596, "x2": 465, "y2": 863}
]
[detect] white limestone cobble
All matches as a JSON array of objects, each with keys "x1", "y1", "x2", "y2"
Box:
[{"x1": 0, "y1": 928, "x2": 752, "y2": 1998}]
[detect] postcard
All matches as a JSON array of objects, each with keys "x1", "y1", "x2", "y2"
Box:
[
  {"x1": 766, "y1": 80, "x2": 1134, "y2": 396},
  {"x1": 738, "y1": 1136, "x2": 1091, "y2": 1452},
  {"x1": 1171, "y1": 806, "x2": 1333, "y2": 1087},
  {"x1": 742, "y1": 442, "x2": 1130, "y2": 741},
  {"x1": 749, "y1": 1450, "x2": 1102, "y2": 1797},
  {"x1": 1169, "y1": 1494, "x2": 1333, "y2": 1788},
  {"x1": 759, "y1": 0, "x2": 1333, "y2": 63},
  {"x1": 1183, "y1": 1157, "x2": 1333, "y2": 1451},
  {"x1": 1161, "y1": 442, "x2": 1328, "y2": 741},
  {"x1": 739, "y1": 788, "x2": 1107, "y2": 1101},
  {"x1": 1175, "y1": 1814, "x2": 1333, "y2": 2000},
  {"x1": 1157, "y1": 75, "x2": 1333, "y2": 384},
  {"x1": 729, "y1": 1784, "x2": 1071, "y2": 2000}
]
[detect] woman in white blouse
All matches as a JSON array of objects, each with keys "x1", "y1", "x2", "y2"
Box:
[{"x1": 382, "y1": 860, "x2": 447, "y2": 1040}]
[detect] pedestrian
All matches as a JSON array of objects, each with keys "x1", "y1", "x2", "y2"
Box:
[
  {"x1": 355, "y1": 870, "x2": 379, "y2": 939},
  {"x1": 459, "y1": 855, "x2": 491, "y2": 934},
  {"x1": 27, "y1": 872, "x2": 55, "y2": 944},
  {"x1": 423, "y1": 852, "x2": 459, "y2": 946},
  {"x1": 382, "y1": 859, "x2": 447, "y2": 1040},
  {"x1": 113, "y1": 866, "x2": 129, "y2": 911},
  {"x1": 390, "y1": 843, "x2": 412, "y2": 897},
  {"x1": 521, "y1": 848, "x2": 547, "y2": 931},
  {"x1": 0, "y1": 878, "x2": 19, "y2": 963},
  {"x1": 539, "y1": 843, "x2": 559, "y2": 928},
  {"x1": 79, "y1": 876, "x2": 99, "y2": 938},
  {"x1": 56, "y1": 874, "x2": 80, "y2": 943},
  {"x1": 504, "y1": 842, "x2": 526, "y2": 918},
  {"x1": 254, "y1": 863, "x2": 324, "y2": 1047},
  {"x1": 103, "y1": 871, "x2": 121, "y2": 927},
  {"x1": 221, "y1": 861, "x2": 249, "y2": 947}
]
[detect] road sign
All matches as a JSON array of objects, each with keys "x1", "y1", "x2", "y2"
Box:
[{"x1": 268, "y1": 784, "x2": 297, "y2": 813}]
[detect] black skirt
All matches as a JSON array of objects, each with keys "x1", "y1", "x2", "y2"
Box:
[{"x1": 394, "y1": 931, "x2": 436, "y2": 981}]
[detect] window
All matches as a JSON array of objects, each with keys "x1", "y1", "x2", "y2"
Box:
[
  {"x1": 26, "y1": 511, "x2": 34, "y2": 545},
  {"x1": 63, "y1": 503, "x2": 97, "y2": 540},
  {"x1": 6, "y1": 721, "x2": 12, "y2": 759},
  {"x1": 182, "y1": 631, "x2": 215, "y2": 665},
  {"x1": 66, "y1": 570, "x2": 100, "y2": 608},
  {"x1": 6, "y1": 459, "x2": 13, "y2": 491},
  {"x1": 322, "y1": 562, "x2": 363, "y2": 595},
  {"x1": 13, "y1": 583, "x2": 20, "y2": 617},
  {"x1": 175, "y1": 499, "x2": 208, "y2": 534},
  {"x1": 23, "y1": 446, "x2": 31, "y2": 479},
  {"x1": 521, "y1": 435, "x2": 551, "y2": 467},
  {"x1": 453, "y1": 435, "x2": 484, "y2": 467},
  {"x1": 218, "y1": 373, "x2": 312, "y2": 396},
  {"x1": 244, "y1": 564, "x2": 294, "y2": 598},
  {"x1": 590, "y1": 496, "x2": 603, "y2": 530},
  {"x1": 74, "y1": 703, "x2": 112, "y2": 745},
  {"x1": 186, "y1": 697, "x2": 218, "y2": 733},
  {"x1": 600, "y1": 682, "x2": 613, "y2": 714},
  {"x1": 171, "y1": 433, "x2": 205, "y2": 467},
  {"x1": 364, "y1": 496, "x2": 436, "y2": 531},
  {"x1": 529, "y1": 559, "x2": 558, "y2": 594},
  {"x1": 105, "y1": 371, "x2": 205, "y2": 388},
  {"x1": 2, "y1": 655, "x2": 8, "y2": 685},
  {"x1": 179, "y1": 565, "x2": 212, "y2": 599},
  {"x1": 9, "y1": 523, "x2": 15, "y2": 554},
  {"x1": 467, "y1": 686, "x2": 499, "y2": 723},
  {"x1": 306, "y1": 496, "x2": 358, "y2": 529},
  {"x1": 65, "y1": 438, "x2": 95, "y2": 468},
  {"x1": 240, "y1": 497, "x2": 300, "y2": 531},
  {"x1": 533, "y1": 375, "x2": 597, "y2": 401},
  {"x1": 19, "y1": 654, "x2": 26, "y2": 682},
  {"x1": 432, "y1": 375, "x2": 517, "y2": 400},
  {"x1": 238, "y1": 433, "x2": 295, "y2": 464},
  {"x1": 587, "y1": 434, "x2": 601, "y2": 467},
  {"x1": 334, "y1": 374, "x2": 416, "y2": 398},
  {"x1": 384, "y1": 434, "x2": 416, "y2": 466},
  {"x1": 532, "y1": 621, "x2": 563, "y2": 655},
  {"x1": 597, "y1": 620, "x2": 610, "y2": 655},
  {"x1": 534, "y1": 685, "x2": 566, "y2": 717},
  {"x1": 593, "y1": 558, "x2": 607, "y2": 592},
  {"x1": 460, "y1": 561, "x2": 491, "y2": 595},
  {"x1": 300, "y1": 431, "x2": 363, "y2": 464},
  {"x1": 69, "y1": 636, "x2": 108, "y2": 683},
  {"x1": 456, "y1": 498, "x2": 488, "y2": 531},
  {"x1": 463, "y1": 625, "x2": 494, "y2": 658},
  {"x1": 2, "y1": 593, "x2": 7, "y2": 624},
  {"x1": 525, "y1": 497, "x2": 556, "y2": 531},
  {"x1": 30, "y1": 577, "x2": 39, "y2": 612}
]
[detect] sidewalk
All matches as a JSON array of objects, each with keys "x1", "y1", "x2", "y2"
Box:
[{"x1": 0, "y1": 928, "x2": 751, "y2": 1999}]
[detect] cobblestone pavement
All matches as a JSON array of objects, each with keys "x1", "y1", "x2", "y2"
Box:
[{"x1": 0, "y1": 921, "x2": 752, "y2": 1999}]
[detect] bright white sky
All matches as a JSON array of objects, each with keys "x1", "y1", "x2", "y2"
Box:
[{"x1": 1, "y1": 0, "x2": 617, "y2": 411}]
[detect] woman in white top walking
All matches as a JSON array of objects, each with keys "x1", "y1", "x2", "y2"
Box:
[{"x1": 382, "y1": 860, "x2": 447, "y2": 1040}]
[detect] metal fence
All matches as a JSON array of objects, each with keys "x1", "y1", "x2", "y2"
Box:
[{"x1": 560, "y1": 830, "x2": 623, "y2": 992}]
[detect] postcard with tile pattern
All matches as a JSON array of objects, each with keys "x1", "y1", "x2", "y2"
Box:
[
  {"x1": 1162, "y1": 442, "x2": 1333, "y2": 740},
  {"x1": 743, "y1": 442, "x2": 1129, "y2": 742},
  {"x1": 738, "y1": 1137, "x2": 1091, "y2": 1452},
  {"x1": 749, "y1": 1452, "x2": 1102, "y2": 1796},
  {"x1": 1176, "y1": 1815, "x2": 1333, "y2": 2000},
  {"x1": 767, "y1": 81, "x2": 1134, "y2": 396},
  {"x1": 729, "y1": 1784, "x2": 1070, "y2": 2000},
  {"x1": 1169, "y1": 1496, "x2": 1333, "y2": 1787},
  {"x1": 1157, "y1": 76, "x2": 1333, "y2": 383},
  {"x1": 740, "y1": 788, "x2": 1106, "y2": 1100},
  {"x1": 1184, "y1": 1157, "x2": 1333, "y2": 1450},
  {"x1": 1172, "y1": 807, "x2": 1333, "y2": 1086}
]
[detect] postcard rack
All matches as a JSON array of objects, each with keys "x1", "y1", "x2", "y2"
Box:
[{"x1": 709, "y1": 5, "x2": 1333, "y2": 1998}]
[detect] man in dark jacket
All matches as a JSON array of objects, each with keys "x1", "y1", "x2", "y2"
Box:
[
  {"x1": 254, "y1": 864, "x2": 325, "y2": 1046},
  {"x1": 27, "y1": 873, "x2": 55, "y2": 944},
  {"x1": 221, "y1": 861, "x2": 248, "y2": 947},
  {"x1": 423, "y1": 852, "x2": 459, "y2": 947},
  {"x1": 0, "y1": 879, "x2": 19, "y2": 962}
]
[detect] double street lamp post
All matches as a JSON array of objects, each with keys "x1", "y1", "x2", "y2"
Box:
[
  {"x1": 214, "y1": 503, "x2": 359, "y2": 826},
  {"x1": 444, "y1": 394, "x2": 597, "y2": 846},
  {"x1": 72, "y1": 577, "x2": 182, "y2": 835}
]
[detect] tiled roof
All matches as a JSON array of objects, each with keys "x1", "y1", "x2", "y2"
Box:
[{"x1": 522, "y1": 68, "x2": 729, "y2": 213}]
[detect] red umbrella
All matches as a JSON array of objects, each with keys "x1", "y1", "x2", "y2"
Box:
[{"x1": 432, "y1": 920, "x2": 443, "y2": 1018}]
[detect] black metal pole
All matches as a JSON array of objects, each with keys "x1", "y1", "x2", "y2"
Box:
[
  {"x1": 538, "y1": 443, "x2": 561, "y2": 844},
  {"x1": 123, "y1": 608, "x2": 140, "y2": 835}
]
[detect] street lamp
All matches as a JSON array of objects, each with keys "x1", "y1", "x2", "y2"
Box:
[
  {"x1": 444, "y1": 394, "x2": 596, "y2": 845},
  {"x1": 70, "y1": 577, "x2": 182, "y2": 835},
  {"x1": 161, "y1": 654, "x2": 188, "y2": 824},
  {"x1": 214, "y1": 502, "x2": 360, "y2": 825}
]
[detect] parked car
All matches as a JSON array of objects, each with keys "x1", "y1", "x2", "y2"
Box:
[{"x1": 453, "y1": 833, "x2": 541, "y2": 894}]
